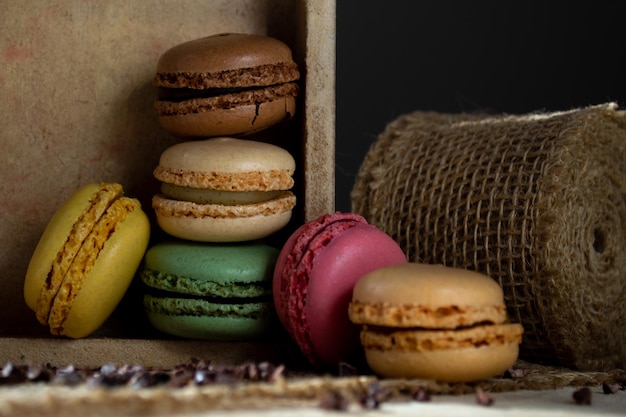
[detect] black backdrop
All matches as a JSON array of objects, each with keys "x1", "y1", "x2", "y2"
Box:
[{"x1": 335, "y1": 1, "x2": 625, "y2": 212}]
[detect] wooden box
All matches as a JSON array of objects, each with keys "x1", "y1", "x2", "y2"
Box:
[{"x1": 0, "y1": 0, "x2": 335, "y2": 367}]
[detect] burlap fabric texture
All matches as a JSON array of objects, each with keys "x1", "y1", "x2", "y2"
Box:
[{"x1": 351, "y1": 103, "x2": 626, "y2": 372}]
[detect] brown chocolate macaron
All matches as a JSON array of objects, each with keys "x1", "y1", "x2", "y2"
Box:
[{"x1": 154, "y1": 33, "x2": 300, "y2": 138}]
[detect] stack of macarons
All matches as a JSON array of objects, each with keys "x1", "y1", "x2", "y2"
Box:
[{"x1": 140, "y1": 33, "x2": 301, "y2": 340}]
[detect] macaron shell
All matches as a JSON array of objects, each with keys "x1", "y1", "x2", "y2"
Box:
[
  {"x1": 304, "y1": 225, "x2": 408, "y2": 365},
  {"x1": 353, "y1": 263, "x2": 504, "y2": 306},
  {"x1": 272, "y1": 213, "x2": 368, "y2": 361},
  {"x1": 159, "y1": 184, "x2": 285, "y2": 206},
  {"x1": 273, "y1": 213, "x2": 368, "y2": 331},
  {"x1": 364, "y1": 342, "x2": 520, "y2": 382},
  {"x1": 23, "y1": 183, "x2": 123, "y2": 312},
  {"x1": 155, "y1": 137, "x2": 296, "y2": 184},
  {"x1": 145, "y1": 311, "x2": 274, "y2": 341},
  {"x1": 272, "y1": 212, "x2": 408, "y2": 366},
  {"x1": 155, "y1": 33, "x2": 297, "y2": 81},
  {"x1": 141, "y1": 241, "x2": 278, "y2": 296},
  {"x1": 157, "y1": 94, "x2": 297, "y2": 139},
  {"x1": 56, "y1": 200, "x2": 150, "y2": 338},
  {"x1": 153, "y1": 195, "x2": 294, "y2": 242},
  {"x1": 350, "y1": 263, "x2": 508, "y2": 329}
]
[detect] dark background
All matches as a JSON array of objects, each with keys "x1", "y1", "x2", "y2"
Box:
[{"x1": 335, "y1": 1, "x2": 625, "y2": 212}]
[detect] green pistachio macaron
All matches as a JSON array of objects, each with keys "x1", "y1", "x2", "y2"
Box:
[{"x1": 140, "y1": 241, "x2": 278, "y2": 340}]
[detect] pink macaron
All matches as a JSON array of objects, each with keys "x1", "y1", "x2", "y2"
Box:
[{"x1": 273, "y1": 212, "x2": 407, "y2": 368}]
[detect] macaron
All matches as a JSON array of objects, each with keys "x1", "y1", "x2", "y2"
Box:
[
  {"x1": 154, "y1": 32, "x2": 300, "y2": 138},
  {"x1": 349, "y1": 263, "x2": 524, "y2": 382},
  {"x1": 23, "y1": 183, "x2": 150, "y2": 338},
  {"x1": 273, "y1": 212, "x2": 408, "y2": 368},
  {"x1": 152, "y1": 137, "x2": 296, "y2": 242},
  {"x1": 140, "y1": 240, "x2": 278, "y2": 340}
]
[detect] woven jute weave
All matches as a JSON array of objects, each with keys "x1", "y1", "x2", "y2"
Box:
[{"x1": 351, "y1": 103, "x2": 626, "y2": 371}]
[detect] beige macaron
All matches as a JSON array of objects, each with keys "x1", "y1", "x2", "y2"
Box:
[
  {"x1": 152, "y1": 137, "x2": 296, "y2": 242},
  {"x1": 349, "y1": 263, "x2": 524, "y2": 382}
]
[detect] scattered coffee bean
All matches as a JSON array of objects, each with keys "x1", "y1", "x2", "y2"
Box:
[
  {"x1": 129, "y1": 370, "x2": 171, "y2": 389},
  {"x1": 504, "y1": 366, "x2": 529, "y2": 378},
  {"x1": 602, "y1": 382, "x2": 621, "y2": 394},
  {"x1": 411, "y1": 387, "x2": 431, "y2": 402},
  {"x1": 52, "y1": 365, "x2": 87, "y2": 386},
  {"x1": 474, "y1": 386, "x2": 494, "y2": 406},
  {"x1": 337, "y1": 362, "x2": 358, "y2": 377},
  {"x1": 1, "y1": 362, "x2": 54, "y2": 384},
  {"x1": 0, "y1": 359, "x2": 286, "y2": 389},
  {"x1": 25, "y1": 363, "x2": 53, "y2": 382},
  {"x1": 572, "y1": 387, "x2": 592, "y2": 405},
  {"x1": 318, "y1": 390, "x2": 349, "y2": 411},
  {"x1": 359, "y1": 382, "x2": 391, "y2": 409}
]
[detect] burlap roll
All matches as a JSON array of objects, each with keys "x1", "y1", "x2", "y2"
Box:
[{"x1": 351, "y1": 103, "x2": 626, "y2": 371}]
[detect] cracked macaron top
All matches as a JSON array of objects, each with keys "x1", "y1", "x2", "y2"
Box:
[{"x1": 153, "y1": 33, "x2": 300, "y2": 138}]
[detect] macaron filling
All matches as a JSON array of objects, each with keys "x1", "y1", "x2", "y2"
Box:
[
  {"x1": 141, "y1": 268, "x2": 274, "y2": 321},
  {"x1": 152, "y1": 192, "x2": 296, "y2": 219},
  {"x1": 154, "y1": 60, "x2": 300, "y2": 90},
  {"x1": 360, "y1": 323, "x2": 524, "y2": 352},
  {"x1": 143, "y1": 294, "x2": 274, "y2": 320},
  {"x1": 141, "y1": 268, "x2": 271, "y2": 299},
  {"x1": 161, "y1": 183, "x2": 285, "y2": 206},
  {"x1": 155, "y1": 83, "x2": 299, "y2": 117},
  {"x1": 156, "y1": 82, "x2": 299, "y2": 102}
]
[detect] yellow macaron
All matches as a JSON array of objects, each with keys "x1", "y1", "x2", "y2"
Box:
[
  {"x1": 24, "y1": 183, "x2": 150, "y2": 338},
  {"x1": 349, "y1": 263, "x2": 524, "y2": 382},
  {"x1": 152, "y1": 137, "x2": 296, "y2": 242}
]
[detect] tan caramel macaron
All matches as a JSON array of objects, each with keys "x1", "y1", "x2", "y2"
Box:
[
  {"x1": 349, "y1": 263, "x2": 524, "y2": 382},
  {"x1": 152, "y1": 137, "x2": 296, "y2": 242},
  {"x1": 154, "y1": 33, "x2": 300, "y2": 138}
]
